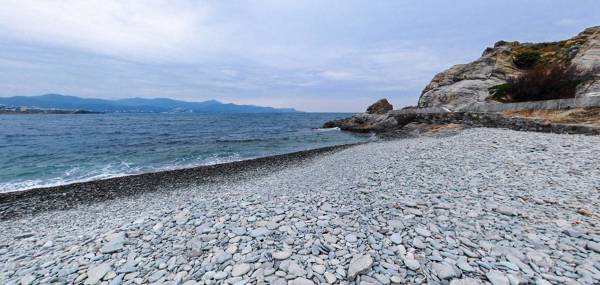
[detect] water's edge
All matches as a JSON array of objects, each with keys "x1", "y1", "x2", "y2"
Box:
[
  {"x1": 0, "y1": 142, "x2": 366, "y2": 220},
  {"x1": 1, "y1": 113, "x2": 364, "y2": 191}
]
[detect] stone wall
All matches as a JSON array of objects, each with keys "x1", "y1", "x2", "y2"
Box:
[
  {"x1": 392, "y1": 107, "x2": 450, "y2": 115},
  {"x1": 389, "y1": 112, "x2": 600, "y2": 135},
  {"x1": 397, "y1": 96, "x2": 600, "y2": 115},
  {"x1": 457, "y1": 96, "x2": 600, "y2": 113}
]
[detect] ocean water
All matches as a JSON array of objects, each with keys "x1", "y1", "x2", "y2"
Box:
[{"x1": 0, "y1": 113, "x2": 367, "y2": 192}]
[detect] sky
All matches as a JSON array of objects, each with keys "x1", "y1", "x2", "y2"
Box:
[{"x1": 0, "y1": 1, "x2": 599, "y2": 112}]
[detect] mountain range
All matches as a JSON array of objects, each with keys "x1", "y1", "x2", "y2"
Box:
[{"x1": 0, "y1": 94, "x2": 298, "y2": 113}]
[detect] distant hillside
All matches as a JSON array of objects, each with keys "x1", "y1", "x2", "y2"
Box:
[{"x1": 0, "y1": 94, "x2": 299, "y2": 113}]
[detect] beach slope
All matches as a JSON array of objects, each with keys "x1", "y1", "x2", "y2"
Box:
[{"x1": 1, "y1": 128, "x2": 599, "y2": 284}]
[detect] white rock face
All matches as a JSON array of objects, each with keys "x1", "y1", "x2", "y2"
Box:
[
  {"x1": 574, "y1": 27, "x2": 600, "y2": 97},
  {"x1": 418, "y1": 42, "x2": 516, "y2": 110}
]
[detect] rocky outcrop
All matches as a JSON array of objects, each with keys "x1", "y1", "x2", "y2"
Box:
[
  {"x1": 573, "y1": 27, "x2": 600, "y2": 97},
  {"x1": 366, "y1": 99, "x2": 393, "y2": 114},
  {"x1": 418, "y1": 26, "x2": 600, "y2": 110},
  {"x1": 323, "y1": 98, "x2": 397, "y2": 132},
  {"x1": 322, "y1": 112, "x2": 397, "y2": 132}
]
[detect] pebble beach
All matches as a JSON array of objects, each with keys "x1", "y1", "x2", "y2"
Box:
[{"x1": 1, "y1": 128, "x2": 600, "y2": 285}]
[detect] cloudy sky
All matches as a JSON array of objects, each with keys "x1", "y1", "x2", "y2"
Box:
[{"x1": 0, "y1": 1, "x2": 599, "y2": 111}]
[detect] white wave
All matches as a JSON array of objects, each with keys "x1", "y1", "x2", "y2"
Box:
[
  {"x1": 0, "y1": 154, "x2": 248, "y2": 193},
  {"x1": 315, "y1": 127, "x2": 340, "y2": 132}
]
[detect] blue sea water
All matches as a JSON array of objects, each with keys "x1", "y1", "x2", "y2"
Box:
[{"x1": 0, "y1": 113, "x2": 368, "y2": 192}]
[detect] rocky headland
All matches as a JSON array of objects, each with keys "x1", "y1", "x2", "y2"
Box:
[
  {"x1": 324, "y1": 26, "x2": 600, "y2": 136},
  {"x1": 419, "y1": 26, "x2": 600, "y2": 110}
]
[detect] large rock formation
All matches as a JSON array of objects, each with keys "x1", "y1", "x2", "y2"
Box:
[
  {"x1": 322, "y1": 112, "x2": 398, "y2": 132},
  {"x1": 418, "y1": 26, "x2": 600, "y2": 110}
]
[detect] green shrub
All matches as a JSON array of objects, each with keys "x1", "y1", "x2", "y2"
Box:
[
  {"x1": 513, "y1": 50, "x2": 541, "y2": 69},
  {"x1": 488, "y1": 83, "x2": 512, "y2": 102}
]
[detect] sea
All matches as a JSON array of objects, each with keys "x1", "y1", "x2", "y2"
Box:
[{"x1": 0, "y1": 113, "x2": 368, "y2": 192}]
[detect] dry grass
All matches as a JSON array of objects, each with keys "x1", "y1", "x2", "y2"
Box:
[
  {"x1": 503, "y1": 107, "x2": 600, "y2": 126},
  {"x1": 428, "y1": 123, "x2": 465, "y2": 133}
]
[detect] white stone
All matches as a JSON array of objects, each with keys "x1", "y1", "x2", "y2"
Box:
[
  {"x1": 249, "y1": 227, "x2": 270, "y2": 237},
  {"x1": 324, "y1": 272, "x2": 337, "y2": 284},
  {"x1": 432, "y1": 262, "x2": 457, "y2": 280},
  {"x1": 390, "y1": 233, "x2": 402, "y2": 244},
  {"x1": 231, "y1": 263, "x2": 251, "y2": 277},
  {"x1": 450, "y1": 278, "x2": 483, "y2": 285},
  {"x1": 287, "y1": 261, "x2": 307, "y2": 276},
  {"x1": 289, "y1": 277, "x2": 315, "y2": 285},
  {"x1": 85, "y1": 263, "x2": 111, "y2": 285},
  {"x1": 486, "y1": 270, "x2": 510, "y2": 285},
  {"x1": 19, "y1": 274, "x2": 36, "y2": 285},
  {"x1": 272, "y1": 249, "x2": 293, "y2": 260},
  {"x1": 495, "y1": 206, "x2": 516, "y2": 216},
  {"x1": 403, "y1": 258, "x2": 420, "y2": 271},
  {"x1": 587, "y1": 241, "x2": 600, "y2": 253}
]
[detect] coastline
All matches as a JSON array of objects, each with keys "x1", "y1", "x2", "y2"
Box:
[
  {"x1": 1, "y1": 128, "x2": 599, "y2": 284},
  {"x1": 0, "y1": 142, "x2": 364, "y2": 220}
]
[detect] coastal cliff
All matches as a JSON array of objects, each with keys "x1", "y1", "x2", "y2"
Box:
[
  {"x1": 419, "y1": 26, "x2": 600, "y2": 110},
  {"x1": 324, "y1": 26, "x2": 600, "y2": 135}
]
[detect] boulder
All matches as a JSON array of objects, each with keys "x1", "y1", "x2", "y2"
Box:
[
  {"x1": 322, "y1": 99, "x2": 397, "y2": 132},
  {"x1": 366, "y1": 98, "x2": 393, "y2": 114}
]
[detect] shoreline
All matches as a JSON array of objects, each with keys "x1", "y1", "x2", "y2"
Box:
[
  {"x1": 2, "y1": 128, "x2": 599, "y2": 284},
  {"x1": 0, "y1": 142, "x2": 364, "y2": 220}
]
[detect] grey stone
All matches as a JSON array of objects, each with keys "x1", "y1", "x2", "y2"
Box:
[
  {"x1": 415, "y1": 227, "x2": 431, "y2": 237},
  {"x1": 250, "y1": 228, "x2": 270, "y2": 237},
  {"x1": 403, "y1": 258, "x2": 420, "y2": 271},
  {"x1": 432, "y1": 262, "x2": 457, "y2": 280},
  {"x1": 348, "y1": 254, "x2": 373, "y2": 279},
  {"x1": 587, "y1": 241, "x2": 600, "y2": 253},
  {"x1": 99, "y1": 241, "x2": 124, "y2": 254}
]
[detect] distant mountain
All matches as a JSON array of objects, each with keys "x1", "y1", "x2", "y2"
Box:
[{"x1": 0, "y1": 94, "x2": 299, "y2": 113}]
